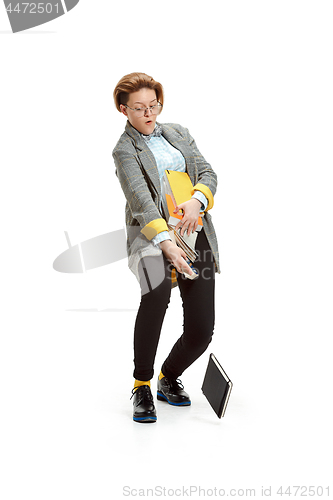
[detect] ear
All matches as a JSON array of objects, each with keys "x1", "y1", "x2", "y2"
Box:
[{"x1": 120, "y1": 105, "x2": 128, "y2": 117}]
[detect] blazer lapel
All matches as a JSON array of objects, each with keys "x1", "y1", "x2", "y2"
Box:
[
  {"x1": 125, "y1": 121, "x2": 161, "y2": 198},
  {"x1": 160, "y1": 124, "x2": 197, "y2": 184}
]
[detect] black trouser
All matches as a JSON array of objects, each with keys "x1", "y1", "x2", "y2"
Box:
[{"x1": 133, "y1": 230, "x2": 215, "y2": 381}]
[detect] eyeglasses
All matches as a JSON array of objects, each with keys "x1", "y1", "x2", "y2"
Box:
[{"x1": 124, "y1": 102, "x2": 163, "y2": 118}]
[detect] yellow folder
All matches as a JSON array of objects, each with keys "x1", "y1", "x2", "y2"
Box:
[
  {"x1": 165, "y1": 170, "x2": 195, "y2": 205},
  {"x1": 164, "y1": 170, "x2": 203, "y2": 227}
]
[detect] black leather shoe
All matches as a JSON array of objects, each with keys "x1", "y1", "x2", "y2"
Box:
[
  {"x1": 157, "y1": 377, "x2": 191, "y2": 406},
  {"x1": 131, "y1": 385, "x2": 157, "y2": 423}
]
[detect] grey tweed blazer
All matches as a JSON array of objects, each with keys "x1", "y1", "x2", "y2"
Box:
[{"x1": 112, "y1": 121, "x2": 220, "y2": 283}]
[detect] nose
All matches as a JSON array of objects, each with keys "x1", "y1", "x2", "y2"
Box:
[{"x1": 144, "y1": 107, "x2": 153, "y2": 116}]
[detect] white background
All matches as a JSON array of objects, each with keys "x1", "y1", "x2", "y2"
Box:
[{"x1": 1, "y1": 1, "x2": 332, "y2": 499}]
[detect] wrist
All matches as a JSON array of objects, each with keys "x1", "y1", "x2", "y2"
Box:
[
  {"x1": 191, "y1": 197, "x2": 202, "y2": 206},
  {"x1": 159, "y1": 239, "x2": 175, "y2": 251}
]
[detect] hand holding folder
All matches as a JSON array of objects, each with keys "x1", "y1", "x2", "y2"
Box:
[{"x1": 173, "y1": 198, "x2": 203, "y2": 236}]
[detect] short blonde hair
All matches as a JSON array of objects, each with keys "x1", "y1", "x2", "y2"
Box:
[{"x1": 113, "y1": 72, "x2": 164, "y2": 112}]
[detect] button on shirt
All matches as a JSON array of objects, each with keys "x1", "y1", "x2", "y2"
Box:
[{"x1": 144, "y1": 133, "x2": 208, "y2": 246}]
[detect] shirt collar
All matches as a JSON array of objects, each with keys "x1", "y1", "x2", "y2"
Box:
[{"x1": 141, "y1": 123, "x2": 163, "y2": 143}]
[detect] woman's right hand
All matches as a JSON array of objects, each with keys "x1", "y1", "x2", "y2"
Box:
[{"x1": 159, "y1": 240, "x2": 193, "y2": 276}]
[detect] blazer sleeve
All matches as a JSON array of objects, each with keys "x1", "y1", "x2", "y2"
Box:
[
  {"x1": 184, "y1": 127, "x2": 217, "y2": 211},
  {"x1": 113, "y1": 146, "x2": 169, "y2": 240}
]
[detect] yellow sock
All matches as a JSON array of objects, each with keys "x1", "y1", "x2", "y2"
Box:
[
  {"x1": 134, "y1": 379, "x2": 151, "y2": 391},
  {"x1": 158, "y1": 371, "x2": 165, "y2": 381}
]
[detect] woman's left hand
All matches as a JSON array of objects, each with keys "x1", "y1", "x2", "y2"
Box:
[{"x1": 174, "y1": 198, "x2": 202, "y2": 236}]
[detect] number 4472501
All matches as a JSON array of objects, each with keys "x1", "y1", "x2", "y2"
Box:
[{"x1": 6, "y1": 3, "x2": 60, "y2": 14}]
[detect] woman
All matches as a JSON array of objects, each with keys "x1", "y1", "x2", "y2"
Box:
[{"x1": 112, "y1": 72, "x2": 220, "y2": 423}]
